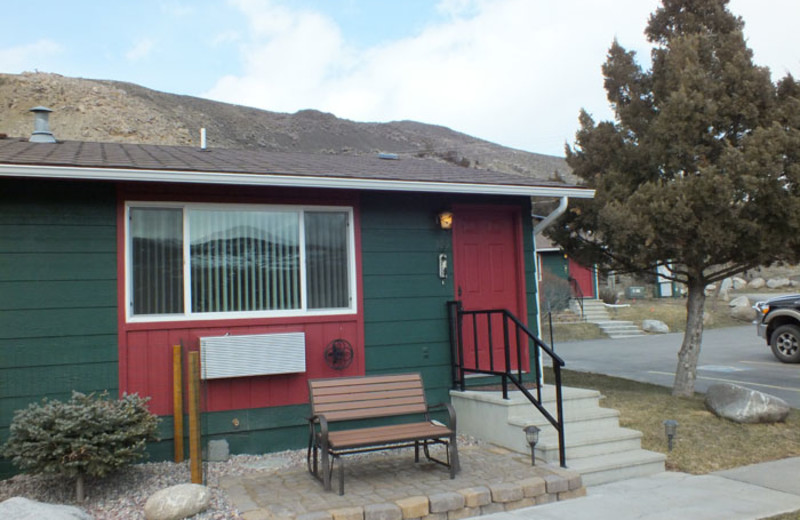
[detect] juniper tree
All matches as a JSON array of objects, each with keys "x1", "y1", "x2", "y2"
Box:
[{"x1": 551, "y1": 0, "x2": 800, "y2": 396}]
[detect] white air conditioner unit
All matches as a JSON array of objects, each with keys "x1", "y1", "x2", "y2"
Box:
[{"x1": 200, "y1": 332, "x2": 306, "y2": 380}]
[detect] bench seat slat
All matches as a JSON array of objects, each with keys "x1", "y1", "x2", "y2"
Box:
[
  {"x1": 310, "y1": 381, "x2": 422, "y2": 397},
  {"x1": 319, "y1": 404, "x2": 428, "y2": 422},
  {"x1": 327, "y1": 421, "x2": 452, "y2": 450},
  {"x1": 314, "y1": 395, "x2": 427, "y2": 414},
  {"x1": 312, "y1": 388, "x2": 423, "y2": 404},
  {"x1": 310, "y1": 374, "x2": 421, "y2": 389}
]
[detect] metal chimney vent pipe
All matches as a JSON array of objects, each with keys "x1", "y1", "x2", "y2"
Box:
[{"x1": 29, "y1": 106, "x2": 56, "y2": 143}]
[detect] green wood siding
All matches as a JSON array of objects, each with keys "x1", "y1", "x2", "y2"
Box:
[
  {"x1": 0, "y1": 179, "x2": 119, "y2": 476},
  {"x1": 360, "y1": 193, "x2": 538, "y2": 403},
  {"x1": 541, "y1": 252, "x2": 569, "y2": 279},
  {"x1": 0, "y1": 180, "x2": 542, "y2": 473}
]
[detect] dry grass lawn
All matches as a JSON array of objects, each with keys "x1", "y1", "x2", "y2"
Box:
[
  {"x1": 559, "y1": 369, "x2": 800, "y2": 475},
  {"x1": 542, "y1": 296, "x2": 751, "y2": 344}
]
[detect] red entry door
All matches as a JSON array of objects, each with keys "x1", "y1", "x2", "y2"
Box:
[
  {"x1": 568, "y1": 259, "x2": 595, "y2": 298},
  {"x1": 453, "y1": 206, "x2": 527, "y2": 372}
]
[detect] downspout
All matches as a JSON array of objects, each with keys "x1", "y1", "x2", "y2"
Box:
[
  {"x1": 532, "y1": 196, "x2": 569, "y2": 386},
  {"x1": 533, "y1": 196, "x2": 568, "y2": 236}
]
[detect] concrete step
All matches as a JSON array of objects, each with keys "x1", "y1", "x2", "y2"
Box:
[
  {"x1": 508, "y1": 415, "x2": 643, "y2": 460},
  {"x1": 582, "y1": 313, "x2": 611, "y2": 320},
  {"x1": 453, "y1": 386, "x2": 605, "y2": 419},
  {"x1": 509, "y1": 406, "x2": 622, "y2": 434},
  {"x1": 537, "y1": 427, "x2": 644, "y2": 461},
  {"x1": 594, "y1": 320, "x2": 646, "y2": 338},
  {"x1": 561, "y1": 449, "x2": 666, "y2": 487},
  {"x1": 592, "y1": 320, "x2": 637, "y2": 328},
  {"x1": 451, "y1": 384, "x2": 666, "y2": 487}
]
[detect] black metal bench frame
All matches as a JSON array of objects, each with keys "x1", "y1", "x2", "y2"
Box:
[{"x1": 307, "y1": 373, "x2": 460, "y2": 495}]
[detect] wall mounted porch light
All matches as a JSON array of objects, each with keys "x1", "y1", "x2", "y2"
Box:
[
  {"x1": 437, "y1": 211, "x2": 454, "y2": 230},
  {"x1": 523, "y1": 425, "x2": 540, "y2": 466}
]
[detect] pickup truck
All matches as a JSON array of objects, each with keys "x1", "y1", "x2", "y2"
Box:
[{"x1": 755, "y1": 294, "x2": 800, "y2": 363}]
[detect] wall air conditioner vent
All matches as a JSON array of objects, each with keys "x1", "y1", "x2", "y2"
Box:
[{"x1": 200, "y1": 332, "x2": 306, "y2": 380}]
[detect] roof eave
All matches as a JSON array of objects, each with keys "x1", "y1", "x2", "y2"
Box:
[{"x1": 0, "y1": 164, "x2": 596, "y2": 199}]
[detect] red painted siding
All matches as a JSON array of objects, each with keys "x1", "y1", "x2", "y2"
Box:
[
  {"x1": 122, "y1": 318, "x2": 363, "y2": 414},
  {"x1": 115, "y1": 184, "x2": 365, "y2": 415}
]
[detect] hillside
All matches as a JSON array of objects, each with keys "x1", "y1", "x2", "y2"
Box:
[{"x1": 0, "y1": 72, "x2": 574, "y2": 184}]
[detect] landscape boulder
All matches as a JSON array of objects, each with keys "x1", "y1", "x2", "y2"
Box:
[
  {"x1": 748, "y1": 277, "x2": 766, "y2": 289},
  {"x1": 718, "y1": 278, "x2": 733, "y2": 299},
  {"x1": 766, "y1": 277, "x2": 791, "y2": 289},
  {"x1": 642, "y1": 319, "x2": 669, "y2": 334},
  {"x1": 732, "y1": 277, "x2": 747, "y2": 290},
  {"x1": 705, "y1": 383, "x2": 790, "y2": 424},
  {"x1": 0, "y1": 497, "x2": 93, "y2": 520},
  {"x1": 728, "y1": 296, "x2": 755, "y2": 322},
  {"x1": 144, "y1": 483, "x2": 211, "y2": 520}
]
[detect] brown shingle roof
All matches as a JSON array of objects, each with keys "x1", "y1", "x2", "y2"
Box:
[{"x1": 0, "y1": 137, "x2": 593, "y2": 197}]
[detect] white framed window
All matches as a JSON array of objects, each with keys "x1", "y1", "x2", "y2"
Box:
[{"x1": 126, "y1": 202, "x2": 356, "y2": 322}]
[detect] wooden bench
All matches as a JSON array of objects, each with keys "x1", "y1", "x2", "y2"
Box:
[{"x1": 307, "y1": 373, "x2": 460, "y2": 495}]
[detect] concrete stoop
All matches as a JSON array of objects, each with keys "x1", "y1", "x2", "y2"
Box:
[
  {"x1": 574, "y1": 299, "x2": 646, "y2": 338},
  {"x1": 451, "y1": 386, "x2": 666, "y2": 487}
]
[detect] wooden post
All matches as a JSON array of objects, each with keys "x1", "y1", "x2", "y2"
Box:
[
  {"x1": 172, "y1": 345, "x2": 184, "y2": 463},
  {"x1": 188, "y1": 351, "x2": 202, "y2": 484}
]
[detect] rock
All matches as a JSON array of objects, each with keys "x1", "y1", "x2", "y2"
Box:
[
  {"x1": 728, "y1": 296, "x2": 754, "y2": 322},
  {"x1": 729, "y1": 295, "x2": 750, "y2": 307},
  {"x1": 144, "y1": 484, "x2": 211, "y2": 520},
  {"x1": 748, "y1": 277, "x2": 766, "y2": 289},
  {"x1": 730, "y1": 304, "x2": 755, "y2": 321},
  {"x1": 718, "y1": 278, "x2": 733, "y2": 299},
  {"x1": 0, "y1": 497, "x2": 93, "y2": 520},
  {"x1": 642, "y1": 319, "x2": 669, "y2": 334},
  {"x1": 732, "y1": 277, "x2": 747, "y2": 290},
  {"x1": 704, "y1": 283, "x2": 717, "y2": 296},
  {"x1": 207, "y1": 439, "x2": 229, "y2": 462},
  {"x1": 705, "y1": 383, "x2": 790, "y2": 424},
  {"x1": 767, "y1": 277, "x2": 791, "y2": 289}
]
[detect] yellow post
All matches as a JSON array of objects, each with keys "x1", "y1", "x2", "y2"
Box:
[
  {"x1": 172, "y1": 345, "x2": 184, "y2": 463},
  {"x1": 188, "y1": 351, "x2": 202, "y2": 484}
]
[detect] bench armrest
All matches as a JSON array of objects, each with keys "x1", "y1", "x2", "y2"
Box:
[
  {"x1": 309, "y1": 414, "x2": 330, "y2": 438},
  {"x1": 427, "y1": 402, "x2": 457, "y2": 431}
]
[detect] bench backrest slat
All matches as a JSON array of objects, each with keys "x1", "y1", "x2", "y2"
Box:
[{"x1": 309, "y1": 373, "x2": 429, "y2": 422}]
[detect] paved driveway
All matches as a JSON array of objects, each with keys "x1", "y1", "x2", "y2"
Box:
[{"x1": 552, "y1": 325, "x2": 800, "y2": 408}]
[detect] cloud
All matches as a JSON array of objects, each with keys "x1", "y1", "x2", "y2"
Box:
[
  {"x1": 160, "y1": 2, "x2": 194, "y2": 18},
  {"x1": 0, "y1": 40, "x2": 63, "y2": 72},
  {"x1": 126, "y1": 38, "x2": 156, "y2": 62},
  {"x1": 206, "y1": 0, "x2": 349, "y2": 107},
  {"x1": 203, "y1": 0, "x2": 798, "y2": 156}
]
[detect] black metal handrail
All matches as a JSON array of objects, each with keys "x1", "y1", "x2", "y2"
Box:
[{"x1": 447, "y1": 301, "x2": 566, "y2": 468}]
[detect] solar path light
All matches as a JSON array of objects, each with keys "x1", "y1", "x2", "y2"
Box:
[{"x1": 523, "y1": 425, "x2": 541, "y2": 466}]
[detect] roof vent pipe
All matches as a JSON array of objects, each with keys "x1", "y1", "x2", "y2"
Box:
[
  {"x1": 200, "y1": 128, "x2": 207, "y2": 150},
  {"x1": 29, "y1": 106, "x2": 56, "y2": 143}
]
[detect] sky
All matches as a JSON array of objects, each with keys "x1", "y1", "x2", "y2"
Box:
[{"x1": 2, "y1": 0, "x2": 799, "y2": 157}]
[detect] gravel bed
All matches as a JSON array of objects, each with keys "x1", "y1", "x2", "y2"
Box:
[
  {"x1": 0, "y1": 448, "x2": 307, "y2": 519},
  {"x1": 0, "y1": 435, "x2": 484, "y2": 519}
]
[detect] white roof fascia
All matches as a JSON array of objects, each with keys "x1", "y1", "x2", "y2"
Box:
[{"x1": 0, "y1": 164, "x2": 596, "y2": 199}]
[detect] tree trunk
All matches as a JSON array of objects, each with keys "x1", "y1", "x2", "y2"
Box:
[
  {"x1": 76, "y1": 473, "x2": 85, "y2": 503},
  {"x1": 672, "y1": 277, "x2": 706, "y2": 397}
]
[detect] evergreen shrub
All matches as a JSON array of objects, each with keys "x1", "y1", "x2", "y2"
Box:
[{"x1": 1, "y1": 391, "x2": 159, "y2": 501}]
